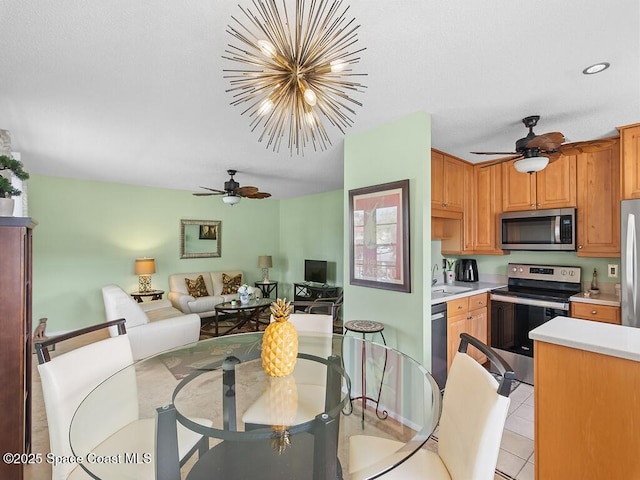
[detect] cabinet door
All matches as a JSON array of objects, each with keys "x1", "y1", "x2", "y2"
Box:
[
  {"x1": 576, "y1": 140, "x2": 621, "y2": 257},
  {"x1": 447, "y1": 312, "x2": 468, "y2": 372},
  {"x1": 463, "y1": 163, "x2": 475, "y2": 252},
  {"x1": 502, "y1": 161, "x2": 536, "y2": 211},
  {"x1": 535, "y1": 155, "x2": 577, "y2": 208},
  {"x1": 431, "y1": 150, "x2": 445, "y2": 211},
  {"x1": 473, "y1": 164, "x2": 503, "y2": 253},
  {"x1": 570, "y1": 302, "x2": 621, "y2": 325},
  {"x1": 468, "y1": 307, "x2": 488, "y2": 365},
  {"x1": 619, "y1": 123, "x2": 640, "y2": 199},
  {"x1": 442, "y1": 155, "x2": 465, "y2": 212}
]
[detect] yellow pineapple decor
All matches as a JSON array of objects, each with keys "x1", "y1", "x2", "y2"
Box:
[
  {"x1": 267, "y1": 375, "x2": 298, "y2": 454},
  {"x1": 261, "y1": 298, "x2": 298, "y2": 377}
]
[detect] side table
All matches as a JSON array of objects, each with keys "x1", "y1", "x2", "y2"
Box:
[
  {"x1": 344, "y1": 320, "x2": 388, "y2": 428},
  {"x1": 130, "y1": 289, "x2": 164, "y2": 303},
  {"x1": 254, "y1": 281, "x2": 278, "y2": 299}
]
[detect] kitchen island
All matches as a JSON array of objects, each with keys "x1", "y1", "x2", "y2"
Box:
[{"x1": 529, "y1": 316, "x2": 640, "y2": 480}]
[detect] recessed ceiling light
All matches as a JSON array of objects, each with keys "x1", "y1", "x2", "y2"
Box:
[{"x1": 582, "y1": 62, "x2": 610, "y2": 75}]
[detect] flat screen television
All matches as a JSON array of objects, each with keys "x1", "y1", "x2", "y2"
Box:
[{"x1": 304, "y1": 259, "x2": 328, "y2": 284}]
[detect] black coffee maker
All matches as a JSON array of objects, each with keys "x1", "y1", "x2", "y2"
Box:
[{"x1": 455, "y1": 259, "x2": 479, "y2": 282}]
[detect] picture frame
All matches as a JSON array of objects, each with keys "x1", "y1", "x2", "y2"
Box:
[
  {"x1": 180, "y1": 219, "x2": 221, "y2": 258},
  {"x1": 349, "y1": 179, "x2": 411, "y2": 293}
]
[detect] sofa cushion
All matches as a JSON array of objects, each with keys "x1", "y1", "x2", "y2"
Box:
[
  {"x1": 185, "y1": 275, "x2": 209, "y2": 298},
  {"x1": 188, "y1": 296, "x2": 223, "y2": 314},
  {"x1": 221, "y1": 273, "x2": 242, "y2": 294}
]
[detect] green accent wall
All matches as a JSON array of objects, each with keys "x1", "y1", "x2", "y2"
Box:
[
  {"x1": 343, "y1": 111, "x2": 432, "y2": 366},
  {"x1": 278, "y1": 190, "x2": 344, "y2": 300},
  {"x1": 28, "y1": 175, "x2": 281, "y2": 332}
]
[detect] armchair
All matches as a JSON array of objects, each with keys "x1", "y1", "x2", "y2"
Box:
[{"x1": 102, "y1": 284, "x2": 201, "y2": 360}]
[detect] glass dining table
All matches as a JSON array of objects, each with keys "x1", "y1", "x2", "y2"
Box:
[{"x1": 70, "y1": 332, "x2": 441, "y2": 479}]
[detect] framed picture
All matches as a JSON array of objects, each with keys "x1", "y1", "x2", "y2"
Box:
[
  {"x1": 349, "y1": 179, "x2": 411, "y2": 293},
  {"x1": 180, "y1": 220, "x2": 221, "y2": 258},
  {"x1": 199, "y1": 224, "x2": 218, "y2": 240}
]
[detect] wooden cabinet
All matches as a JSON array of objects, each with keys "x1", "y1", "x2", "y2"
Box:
[
  {"x1": 502, "y1": 155, "x2": 577, "y2": 211},
  {"x1": 576, "y1": 139, "x2": 620, "y2": 257},
  {"x1": 570, "y1": 302, "x2": 621, "y2": 325},
  {"x1": 0, "y1": 217, "x2": 35, "y2": 480},
  {"x1": 618, "y1": 123, "x2": 640, "y2": 199},
  {"x1": 446, "y1": 293, "x2": 488, "y2": 370},
  {"x1": 470, "y1": 163, "x2": 503, "y2": 254},
  {"x1": 431, "y1": 150, "x2": 465, "y2": 217}
]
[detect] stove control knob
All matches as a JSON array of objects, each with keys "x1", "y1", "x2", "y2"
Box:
[
  {"x1": 512, "y1": 267, "x2": 518, "y2": 273},
  {"x1": 561, "y1": 269, "x2": 567, "y2": 276},
  {"x1": 569, "y1": 271, "x2": 575, "y2": 277},
  {"x1": 518, "y1": 267, "x2": 524, "y2": 273}
]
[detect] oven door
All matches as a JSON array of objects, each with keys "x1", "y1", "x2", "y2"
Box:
[{"x1": 490, "y1": 295, "x2": 568, "y2": 385}]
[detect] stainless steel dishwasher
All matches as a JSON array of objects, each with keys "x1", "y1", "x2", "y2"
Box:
[{"x1": 431, "y1": 302, "x2": 447, "y2": 391}]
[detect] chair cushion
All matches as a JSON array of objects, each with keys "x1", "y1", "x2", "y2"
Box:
[
  {"x1": 185, "y1": 274, "x2": 209, "y2": 298},
  {"x1": 348, "y1": 435, "x2": 451, "y2": 479},
  {"x1": 102, "y1": 284, "x2": 149, "y2": 328},
  {"x1": 221, "y1": 273, "x2": 243, "y2": 294}
]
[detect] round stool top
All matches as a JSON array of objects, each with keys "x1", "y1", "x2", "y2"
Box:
[{"x1": 344, "y1": 320, "x2": 384, "y2": 334}]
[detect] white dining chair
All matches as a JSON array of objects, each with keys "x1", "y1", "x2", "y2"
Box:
[
  {"x1": 349, "y1": 333, "x2": 515, "y2": 480},
  {"x1": 35, "y1": 319, "x2": 209, "y2": 480}
]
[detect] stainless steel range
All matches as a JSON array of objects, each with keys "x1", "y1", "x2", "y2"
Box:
[{"x1": 490, "y1": 263, "x2": 582, "y2": 385}]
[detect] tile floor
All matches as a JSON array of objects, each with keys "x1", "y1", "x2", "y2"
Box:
[{"x1": 25, "y1": 334, "x2": 536, "y2": 480}]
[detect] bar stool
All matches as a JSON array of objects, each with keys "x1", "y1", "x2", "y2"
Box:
[{"x1": 343, "y1": 320, "x2": 388, "y2": 428}]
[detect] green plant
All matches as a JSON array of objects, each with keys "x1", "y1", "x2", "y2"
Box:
[
  {"x1": 0, "y1": 155, "x2": 29, "y2": 198},
  {"x1": 445, "y1": 259, "x2": 456, "y2": 270}
]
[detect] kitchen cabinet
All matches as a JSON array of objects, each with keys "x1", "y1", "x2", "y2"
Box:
[
  {"x1": 570, "y1": 302, "x2": 621, "y2": 325},
  {"x1": 618, "y1": 122, "x2": 640, "y2": 200},
  {"x1": 469, "y1": 163, "x2": 504, "y2": 254},
  {"x1": 446, "y1": 293, "x2": 488, "y2": 370},
  {"x1": 576, "y1": 139, "x2": 620, "y2": 257},
  {"x1": 502, "y1": 155, "x2": 577, "y2": 211},
  {"x1": 431, "y1": 149, "x2": 465, "y2": 217}
]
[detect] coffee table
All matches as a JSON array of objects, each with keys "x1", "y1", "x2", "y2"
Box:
[{"x1": 203, "y1": 298, "x2": 273, "y2": 337}]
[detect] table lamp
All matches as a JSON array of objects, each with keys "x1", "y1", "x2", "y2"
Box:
[
  {"x1": 258, "y1": 255, "x2": 272, "y2": 283},
  {"x1": 135, "y1": 258, "x2": 156, "y2": 293}
]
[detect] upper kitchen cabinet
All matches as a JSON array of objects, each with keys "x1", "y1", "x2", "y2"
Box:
[
  {"x1": 431, "y1": 149, "x2": 465, "y2": 217},
  {"x1": 576, "y1": 138, "x2": 620, "y2": 257},
  {"x1": 469, "y1": 163, "x2": 504, "y2": 254},
  {"x1": 502, "y1": 155, "x2": 577, "y2": 211},
  {"x1": 618, "y1": 123, "x2": 640, "y2": 199}
]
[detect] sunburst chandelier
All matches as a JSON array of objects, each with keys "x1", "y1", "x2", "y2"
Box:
[{"x1": 223, "y1": 0, "x2": 367, "y2": 155}]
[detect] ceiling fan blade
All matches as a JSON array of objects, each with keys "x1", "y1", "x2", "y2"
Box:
[
  {"x1": 470, "y1": 151, "x2": 518, "y2": 155},
  {"x1": 525, "y1": 132, "x2": 565, "y2": 151},
  {"x1": 245, "y1": 191, "x2": 272, "y2": 199},
  {"x1": 192, "y1": 192, "x2": 221, "y2": 196},
  {"x1": 237, "y1": 186, "x2": 259, "y2": 197},
  {"x1": 480, "y1": 155, "x2": 523, "y2": 168},
  {"x1": 199, "y1": 186, "x2": 226, "y2": 194},
  {"x1": 545, "y1": 151, "x2": 562, "y2": 163}
]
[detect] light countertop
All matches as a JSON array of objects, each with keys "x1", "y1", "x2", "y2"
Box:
[
  {"x1": 529, "y1": 316, "x2": 640, "y2": 363},
  {"x1": 430, "y1": 281, "x2": 506, "y2": 305},
  {"x1": 570, "y1": 291, "x2": 621, "y2": 307}
]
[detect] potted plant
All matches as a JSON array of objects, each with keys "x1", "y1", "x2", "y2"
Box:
[
  {"x1": 0, "y1": 154, "x2": 29, "y2": 216},
  {"x1": 445, "y1": 259, "x2": 456, "y2": 284},
  {"x1": 237, "y1": 284, "x2": 255, "y2": 305}
]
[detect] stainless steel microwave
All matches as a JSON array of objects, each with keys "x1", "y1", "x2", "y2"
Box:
[{"x1": 500, "y1": 208, "x2": 576, "y2": 251}]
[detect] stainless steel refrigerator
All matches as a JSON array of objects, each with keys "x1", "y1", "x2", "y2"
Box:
[{"x1": 621, "y1": 199, "x2": 640, "y2": 327}]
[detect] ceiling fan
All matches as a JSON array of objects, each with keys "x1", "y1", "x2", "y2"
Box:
[
  {"x1": 193, "y1": 169, "x2": 271, "y2": 205},
  {"x1": 472, "y1": 115, "x2": 615, "y2": 173}
]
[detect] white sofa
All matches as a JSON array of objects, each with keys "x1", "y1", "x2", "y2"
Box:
[
  {"x1": 168, "y1": 270, "x2": 261, "y2": 319},
  {"x1": 102, "y1": 284, "x2": 201, "y2": 361}
]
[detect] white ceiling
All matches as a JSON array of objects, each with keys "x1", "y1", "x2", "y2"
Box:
[{"x1": 1, "y1": 1, "x2": 638, "y2": 200}]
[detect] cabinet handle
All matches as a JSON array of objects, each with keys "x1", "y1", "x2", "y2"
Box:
[
  {"x1": 536, "y1": 203, "x2": 541, "y2": 207},
  {"x1": 591, "y1": 310, "x2": 597, "y2": 315},
  {"x1": 458, "y1": 305, "x2": 463, "y2": 310},
  {"x1": 578, "y1": 245, "x2": 583, "y2": 249}
]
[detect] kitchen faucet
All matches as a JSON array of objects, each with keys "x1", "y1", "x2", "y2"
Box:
[{"x1": 431, "y1": 263, "x2": 439, "y2": 286}]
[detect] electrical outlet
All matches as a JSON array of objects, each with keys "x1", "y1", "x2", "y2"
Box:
[{"x1": 608, "y1": 264, "x2": 619, "y2": 278}]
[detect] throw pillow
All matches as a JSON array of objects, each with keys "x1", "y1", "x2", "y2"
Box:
[
  {"x1": 221, "y1": 273, "x2": 243, "y2": 294},
  {"x1": 185, "y1": 275, "x2": 209, "y2": 298}
]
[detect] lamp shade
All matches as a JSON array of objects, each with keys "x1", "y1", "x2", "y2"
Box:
[
  {"x1": 223, "y1": 194, "x2": 241, "y2": 205},
  {"x1": 135, "y1": 258, "x2": 156, "y2": 275},
  {"x1": 258, "y1": 255, "x2": 273, "y2": 269},
  {"x1": 514, "y1": 156, "x2": 549, "y2": 174}
]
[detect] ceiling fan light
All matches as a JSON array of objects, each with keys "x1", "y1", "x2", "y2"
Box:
[
  {"x1": 223, "y1": 194, "x2": 241, "y2": 205},
  {"x1": 514, "y1": 156, "x2": 549, "y2": 174},
  {"x1": 582, "y1": 62, "x2": 610, "y2": 75}
]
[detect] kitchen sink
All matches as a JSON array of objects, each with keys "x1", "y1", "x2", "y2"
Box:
[{"x1": 431, "y1": 285, "x2": 473, "y2": 295}]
